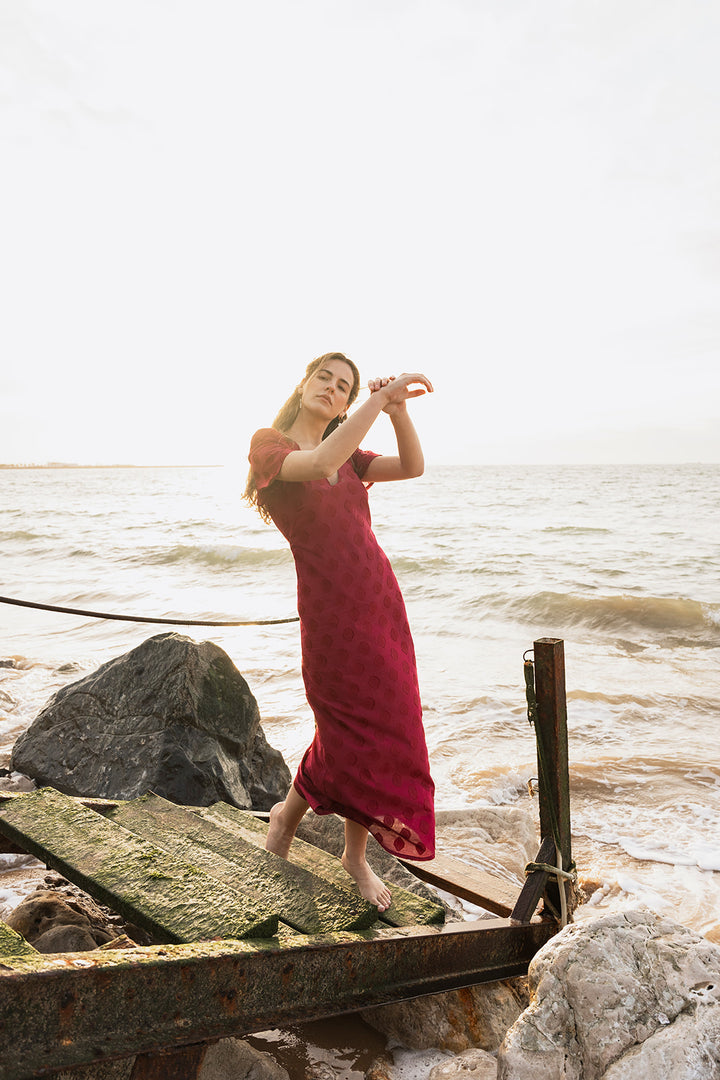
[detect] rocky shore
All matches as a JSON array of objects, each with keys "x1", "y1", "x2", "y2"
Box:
[{"x1": 2, "y1": 634, "x2": 719, "y2": 1079}]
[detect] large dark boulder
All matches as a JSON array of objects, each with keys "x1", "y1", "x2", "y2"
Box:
[{"x1": 10, "y1": 633, "x2": 291, "y2": 809}]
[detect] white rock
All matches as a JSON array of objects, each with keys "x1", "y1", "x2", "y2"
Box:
[
  {"x1": 429, "y1": 1047, "x2": 498, "y2": 1080},
  {"x1": 602, "y1": 1002, "x2": 720, "y2": 1079},
  {"x1": 497, "y1": 908, "x2": 720, "y2": 1080},
  {"x1": 199, "y1": 1038, "x2": 291, "y2": 1080},
  {"x1": 362, "y1": 979, "x2": 527, "y2": 1053}
]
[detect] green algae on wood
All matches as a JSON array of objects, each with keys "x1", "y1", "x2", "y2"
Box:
[
  {"x1": 109, "y1": 792, "x2": 378, "y2": 934},
  {"x1": 197, "y1": 801, "x2": 446, "y2": 928},
  {"x1": 0, "y1": 788, "x2": 278, "y2": 943},
  {"x1": 0, "y1": 920, "x2": 43, "y2": 971}
]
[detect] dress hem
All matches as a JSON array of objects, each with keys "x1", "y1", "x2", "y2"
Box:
[{"x1": 293, "y1": 775, "x2": 436, "y2": 862}]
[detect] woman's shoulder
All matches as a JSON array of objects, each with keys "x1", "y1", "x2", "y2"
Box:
[{"x1": 250, "y1": 427, "x2": 296, "y2": 450}]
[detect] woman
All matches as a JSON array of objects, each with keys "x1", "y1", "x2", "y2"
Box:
[{"x1": 245, "y1": 352, "x2": 435, "y2": 912}]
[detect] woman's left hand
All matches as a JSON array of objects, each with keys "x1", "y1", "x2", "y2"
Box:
[{"x1": 368, "y1": 373, "x2": 432, "y2": 415}]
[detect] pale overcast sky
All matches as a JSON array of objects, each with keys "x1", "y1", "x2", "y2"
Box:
[{"x1": 1, "y1": 0, "x2": 719, "y2": 465}]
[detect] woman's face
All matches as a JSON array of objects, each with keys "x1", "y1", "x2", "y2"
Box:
[{"x1": 301, "y1": 358, "x2": 355, "y2": 420}]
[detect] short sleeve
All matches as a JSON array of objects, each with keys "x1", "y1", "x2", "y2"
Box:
[
  {"x1": 248, "y1": 428, "x2": 295, "y2": 491},
  {"x1": 351, "y1": 447, "x2": 380, "y2": 481}
]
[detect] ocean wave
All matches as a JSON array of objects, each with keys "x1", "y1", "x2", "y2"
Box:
[
  {"x1": 138, "y1": 544, "x2": 292, "y2": 570},
  {"x1": 542, "y1": 525, "x2": 612, "y2": 535},
  {"x1": 392, "y1": 555, "x2": 452, "y2": 575},
  {"x1": 502, "y1": 590, "x2": 720, "y2": 643},
  {"x1": 0, "y1": 529, "x2": 48, "y2": 543},
  {"x1": 567, "y1": 689, "x2": 719, "y2": 715}
]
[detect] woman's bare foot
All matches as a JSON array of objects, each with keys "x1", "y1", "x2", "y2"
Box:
[
  {"x1": 341, "y1": 851, "x2": 392, "y2": 912},
  {"x1": 264, "y1": 801, "x2": 294, "y2": 858}
]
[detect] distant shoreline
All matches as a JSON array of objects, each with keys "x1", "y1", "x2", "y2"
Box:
[{"x1": 0, "y1": 464, "x2": 221, "y2": 470}]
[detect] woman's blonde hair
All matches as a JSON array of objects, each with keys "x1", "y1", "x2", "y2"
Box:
[{"x1": 244, "y1": 352, "x2": 361, "y2": 521}]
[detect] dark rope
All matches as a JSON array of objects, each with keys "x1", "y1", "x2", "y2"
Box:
[{"x1": 0, "y1": 594, "x2": 299, "y2": 627}]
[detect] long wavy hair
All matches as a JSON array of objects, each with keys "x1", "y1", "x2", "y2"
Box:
[{"x1": 244, "y1": 352, "x2": 361, "y2": 522}]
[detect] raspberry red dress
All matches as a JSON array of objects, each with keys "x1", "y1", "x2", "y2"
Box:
[{"x1": 249, "y1": 428, "x2": 435, "y2": 860}]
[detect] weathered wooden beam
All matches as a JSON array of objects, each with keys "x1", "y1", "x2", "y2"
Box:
[
  {"x1": 508, "y1": 836, "x2": 556, "y2": 924},
  {"x1": 197, "y1": 801, "x2": 445, "y2": 928},
  {"x1": 532, "y1": 638, "x2": 573, "y2": 918},
  {"x1": 398, "y1": 852, "x2": 519, "y2": 918},
  {"x1": 0, "y1": 919, "x2": 556, "y2": 1079},
  {"x1": 0, "y1": 788, "x2": 278, "y2": 942}
]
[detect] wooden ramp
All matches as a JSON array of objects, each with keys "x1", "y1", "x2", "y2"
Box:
[
  {"x1": 0, "y1": 788, "x2": 444, "y2": 938},
  {"x1": 0, "y1": 786, "x2": 556, "y2": 1080}
]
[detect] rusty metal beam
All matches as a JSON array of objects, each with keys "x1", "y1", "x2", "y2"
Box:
[{"x1": 0, "y1": 920, "x2": 555, "y2": 1079}]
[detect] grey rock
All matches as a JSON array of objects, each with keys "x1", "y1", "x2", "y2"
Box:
[
  {"x1": 10, "y1": 632, "x2": 291, "y2": 809},
  {"x1": 33, "y1": 924, "x2": 100, "y2": 953},
  {"x1": 0, "y1": 769, "x2": 36, "y2": 793},
  {"x1": 497, "y1": 908, "x2": 720, "y2": 1080},
  {"x1": 6, "y1": 891, "x2": 95, "y2": 942},
  {"x1": 5, "y1": 889, "x2": 118, "y2": 948}
]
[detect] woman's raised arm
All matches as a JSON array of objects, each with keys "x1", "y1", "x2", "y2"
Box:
[{"x1": 279, "y1": 373, "x2": 432, "y2": 483}]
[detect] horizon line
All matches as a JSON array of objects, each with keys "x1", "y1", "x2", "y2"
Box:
[{"x1": 2, "y1": 460, "x2": 718, "y2": 471}]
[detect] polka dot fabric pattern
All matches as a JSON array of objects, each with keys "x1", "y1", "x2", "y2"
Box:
[{"x1": 249, "y1": 428, "x2": 435, "y2": 860}]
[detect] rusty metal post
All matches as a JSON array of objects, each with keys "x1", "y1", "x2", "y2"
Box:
[{"x1": 533, "y1": 638, "x2": 572, "y2": 914}]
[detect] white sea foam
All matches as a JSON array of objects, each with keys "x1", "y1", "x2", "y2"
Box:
[
  {"x1": 0, "y1": 853, "x2": 37, "y2": 868},
  {"x1": 0, "y1": 876, "x2": 41, "y2": 920},
  {"x1": 1, "y1": 462, "x2": 719, "y2": 940},
  {"x1": 388, "y1": 1047, "x2": 454, "y2": 1080}
]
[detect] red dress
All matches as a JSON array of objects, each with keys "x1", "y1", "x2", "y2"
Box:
[{"x1": 249, "y1": 428, "x2": 435, "y2": 860}]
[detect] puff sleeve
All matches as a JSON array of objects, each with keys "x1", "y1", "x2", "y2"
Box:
[
  {"x1": 248, "y1": 428, "x2": 295, "y2": 491},
  {"x1": 351, "y1": 447, "x2": 380, "y2": 481}
]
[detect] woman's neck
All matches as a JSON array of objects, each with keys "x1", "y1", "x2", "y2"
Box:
[{"x1": 285, "y1": 408, "x2": 331, "y2": 449}]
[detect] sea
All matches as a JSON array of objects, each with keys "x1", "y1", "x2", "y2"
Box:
[{"x1": 1, "y1": 462, "x2": 719, "y2": 954}]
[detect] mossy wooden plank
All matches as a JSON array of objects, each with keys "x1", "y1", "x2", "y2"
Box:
[
  {"x1": 196, "y1": 802, "x2": 445, "y2": 928},
  {"x1": 0, "y1": 920, "x2": 43, "y2": 970},
  {"x1": 109, "y1": 793, "x2": 378, "y2": 934},
  {"x1": 0, "y1": 788, "x2": 278, "y2": 943}
]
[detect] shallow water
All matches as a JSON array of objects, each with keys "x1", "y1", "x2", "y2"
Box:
[{"x1": 1, "y1": 462, "x2": 719, "y2": 939}]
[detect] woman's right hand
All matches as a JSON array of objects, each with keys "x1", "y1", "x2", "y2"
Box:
[{"x1": 368, "y1": 373, "x2": 434, "y2": 412}]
